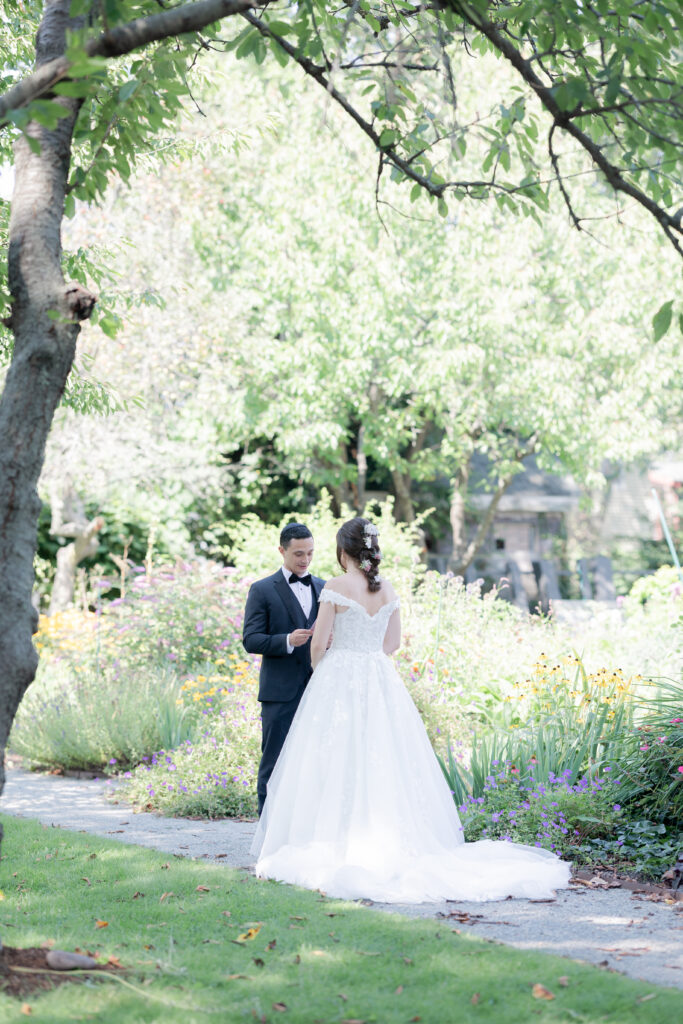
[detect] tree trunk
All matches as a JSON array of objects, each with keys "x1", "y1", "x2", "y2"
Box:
[
  {"x1": 328, "y1": 441, "x2": 354, "y2": 516},
  {"x1": 450, "y1": 476, "x2": 514, "y2": 576},
  {"x1": 449, "y1": 461, "x2": 470, "y2": 566},
  {"x1": 0, "y1": 1, "x2": 95, "y2": 833},
  {"x1": 390, "y1": 468, "x2": 415, "y2": 523}
]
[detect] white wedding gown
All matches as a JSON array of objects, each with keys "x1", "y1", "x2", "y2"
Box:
[{"x1": 252, "y1": 590, "x2": 571, "y2": 902}]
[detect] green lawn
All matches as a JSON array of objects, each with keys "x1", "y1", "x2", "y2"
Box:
[{"x1": 0, "y1": 816, "x2": 677, "y2": 1023}]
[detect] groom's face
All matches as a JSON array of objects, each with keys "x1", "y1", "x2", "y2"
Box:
[{"x1": 280, "y1": 536, "x2": 314, "y2": 576}]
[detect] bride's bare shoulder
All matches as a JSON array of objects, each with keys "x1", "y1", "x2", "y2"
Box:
[
  {"x1": 322, "y1": 576, "x2": 350, "y2": 594},
  {"x1": 378, "y1": 577, "x2": 398, "y2": 600}
]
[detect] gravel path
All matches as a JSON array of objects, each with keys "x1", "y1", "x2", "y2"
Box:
[{"x1": 2, "y1": 768, "x2": 681, "y2": 989}]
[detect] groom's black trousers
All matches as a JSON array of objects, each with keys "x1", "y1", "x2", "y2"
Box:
[{"x1": 257, "y1": 688, "x2": 306, "y2": 815}]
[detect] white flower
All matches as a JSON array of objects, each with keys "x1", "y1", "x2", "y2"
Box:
[
  {"x1": 363, "y1": 523, "x2": 379, "y2": 548},
  {"x1": 360, "y1": 559, "x2": 371, "y2": 572}
]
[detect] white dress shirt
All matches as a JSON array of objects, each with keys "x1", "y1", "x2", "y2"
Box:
[{"x1": 282, "y1": 566, "x2": 313, "y2": 653}]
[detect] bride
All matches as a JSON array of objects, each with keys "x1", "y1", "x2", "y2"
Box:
[{"x1": 251, "y1": 517, "x2": 571, "y2": 903}]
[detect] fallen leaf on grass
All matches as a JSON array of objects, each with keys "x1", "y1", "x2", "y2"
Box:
[
  {"x1": 132, "y1": 891, "x2": 145, "y2": 899},
  {"x1": 273, "y1": 1003, "x2": 287, "y2": 1012},
  {"x1": 354, "y1": 950, "x2": 381, "y2": 956},
  {"x1": 39, "y1": 940, "x2": 56, "y2": 950},
  {"x1": 20, "y1": 1005, "x2": 31, "y2": 1016},
  {"x1": 311, "y1": 950, "x2": 330, "y2": 958},
  {"x1": 636, "y1": 994, "x2": 657, "y2": 1004},
  {"x1": 196, "y1": 885, "x2": 211, "y2": 892},
  {"x1": 237, "y1": 925, "x2": 262, "y2": 942},
  {"x1": 226, "y1": 973, "x2": 252, "y2": 980},
  {"x1": 293, "y1": 955, "x2": 301, "y2": 964},
  {"x1": 160, "y1": 892, "x2": 174, "y2": 903},
  {"x1": 266, "y1": 939, "x2": 277, "y2": 950},
  {"x1": 558, "y1": 976, "x2": 570, "y2": 987},
  {"x1": 221, "y1": 910, "x2": 231, "y2": 917},
  {"x1": 202, "y1": 939, "x2": 220, "y2": 945},
  {"x1": 470, "y1": 994, "x2": 480, "y2": 1005},
  {"x1": 95, "y1": 919, "x2": 108, "y2": 929},
  {"x1": 289, "y1": 916, "x2": 306, "y2": 921},
  {"x1": 107, "y1": 955, "x2": 123, "y2": 967},
  {"x1": 395, "y1": 985, "x2": 403, "y2": 994},
  {"x1": 160, "y1": 862, "x2": 170, "y2": 870},
  {"x1": 409, "y1": 1017, "x2": 421, "y2": 1022},
  {"x1": 532, "y1": 984, "x2": 555, "y2": 1000},
  {"x1": 253, "y1": 957, "x2": 265, "y2": 968},
  {"x1": 338, "y1": 993, "x2": 348, "y2": 1002},
  {"x1": 403, "y1": 956, "x2": 413, "y2": 965},
  {"x1": 81, "y1": 877, "x2": 91, "y2": 887}
]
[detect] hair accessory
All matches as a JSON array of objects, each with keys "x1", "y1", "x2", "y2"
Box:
[
  {"x1": 363, "y1": 523, "x2": 379, "y2": 548},
  {"x1": 359, "y1": 559, "x2": 371, "y2": 572}
]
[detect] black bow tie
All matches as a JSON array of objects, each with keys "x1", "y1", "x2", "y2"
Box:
[{"x1": 289, "y1": 573, "x2": 312, "y2": 587}]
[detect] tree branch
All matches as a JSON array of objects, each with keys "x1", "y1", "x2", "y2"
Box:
[
  {"x1": 0, "y1": 0, "x2": 263, "y2": 125},
  {"x1": 240, "y1": 11, "x2": 448, "y2": 199},
  {"x1": 446, "y1": 0, "x2": 683, "y2": 257}
]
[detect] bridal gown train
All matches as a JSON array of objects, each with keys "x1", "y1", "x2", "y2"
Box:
[{"x1": 251, "y1": 589, "x2": 571, "y2": 903}]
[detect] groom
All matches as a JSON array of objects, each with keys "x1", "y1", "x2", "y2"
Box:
[{"x1": 243, "y1": 523, "x2": 325, "y2": 814}]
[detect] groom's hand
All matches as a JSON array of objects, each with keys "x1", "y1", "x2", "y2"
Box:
[{"x1": 288, "y1": 628, "x2": 314, "y2": 647}]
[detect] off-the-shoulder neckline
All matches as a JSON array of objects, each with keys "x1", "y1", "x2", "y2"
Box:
[{"x1": 320, "y1": 588, "x2": 399, "y2": 619}]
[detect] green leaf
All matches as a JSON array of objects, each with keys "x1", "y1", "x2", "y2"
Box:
[
  {"x1": 235, "y1": 30, "x2": 258, "y2": 60},
  {"x1": 272, "y1": 43, "x2": 289, "y2": 67},
  {"x1": 263, "y1": 20, "x2": 294, "y2": 35},
  {"x1": 98, "y1": 311, "x2": 121, "y2": 339},
  {"x1": 28, "y1": 99, "x2": 71, "y2": 130},
  {"x1": 378, "y1": 128, "x2": 398, "y2": 148},
  {"x1": 410, "y1": 182, "x2": 421, "y2": 203},
  {"x1": 652, "y1": 300, "x2": 673, "y2": 341},
  {"x1": 437, "y1": 196, "x2": 448, "y2": 218},
  {"x1": 69, "y1": 0, "x2": 93, "y2": 15},
  {"x1": 52, "y1": 80, "x2": 93, "y2": 99},
  {"x1": 118, "y1": 79, "x2": 139, "y2": 102}
]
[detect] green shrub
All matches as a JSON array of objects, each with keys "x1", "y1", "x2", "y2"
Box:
[{"x1": 11, "y1": 662, "x2": 191, "y2": 771}]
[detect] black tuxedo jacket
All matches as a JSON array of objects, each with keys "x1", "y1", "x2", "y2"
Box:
[{"x1": 242, "y1": 569, "x2": 325, "y2": 703}]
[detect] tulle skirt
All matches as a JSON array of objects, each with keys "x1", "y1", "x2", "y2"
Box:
[{"x1": 252, "y1": 648, "x2": 571, "y2": 903}]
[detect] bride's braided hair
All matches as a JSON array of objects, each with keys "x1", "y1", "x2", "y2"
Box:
[{"x1": 336, "y1": 517, "x2": 382, "y2": 593}]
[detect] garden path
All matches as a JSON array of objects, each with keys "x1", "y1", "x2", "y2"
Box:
[{"x1": 1, "y1": 768, "x2": 681, "y2": 990}]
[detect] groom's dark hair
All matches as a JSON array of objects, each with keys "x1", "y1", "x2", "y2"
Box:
[{"x1": 280, "y1": 522, "x2": 313, "y2": 548}]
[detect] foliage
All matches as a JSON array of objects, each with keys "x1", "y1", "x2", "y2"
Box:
[
  {"x1": 26, "y1": 51, "x2": 682, "y2": 579},
  {"x1": 455, "y1": 760, "x2": 680, "y2": 879},
  {"x1": 5, "y1": 0, "x2": 682, "y2": 248},
  {"x1": 9, "y1": 658, "x2": 192, "y2": 771},
  {"x1": 218, "y1": 493, "x2": 427, "y2": 581},
  {"x1": 438, "y1": 653, "x2": 644, "y2": 798},
  {"x1": 579, "y1": 818, "x2": 683, "y2": 880},
  {"x1": 3, "y1": 820, "x2": 680, "y2": 1024},
  {"x1": 457, "y1": 761, "x2": 622, "y2": 851},
  {"x1": 615, "y1": 678, "x2": 683, "y2": 827},
  {"x1": 625, "y1": 565, "x2": 683, "y2": 614}
]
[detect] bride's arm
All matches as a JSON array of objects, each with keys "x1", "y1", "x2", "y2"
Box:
[
  {"x1": 310, "y1": 600, "x2": 335, "y2": 669},
  {"x1": 383, "y1": 607, "x2": 401, "y2": 655}
]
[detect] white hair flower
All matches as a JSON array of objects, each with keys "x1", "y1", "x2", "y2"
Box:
[
  {"x1": 359, "y1": 558, "x2": 372, "y2": 572},
  {"x1": 363, "y1": 523, "x2": 379, "y2": 548}
]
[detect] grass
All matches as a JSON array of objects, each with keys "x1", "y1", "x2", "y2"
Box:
[{"x1": 0, "y1": 818, "x2": 678, "y2": 1023}]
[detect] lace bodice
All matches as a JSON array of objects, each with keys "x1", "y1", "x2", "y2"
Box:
[{"x1": 319, "y1": 588, "x2": 399, "y2": 654}]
